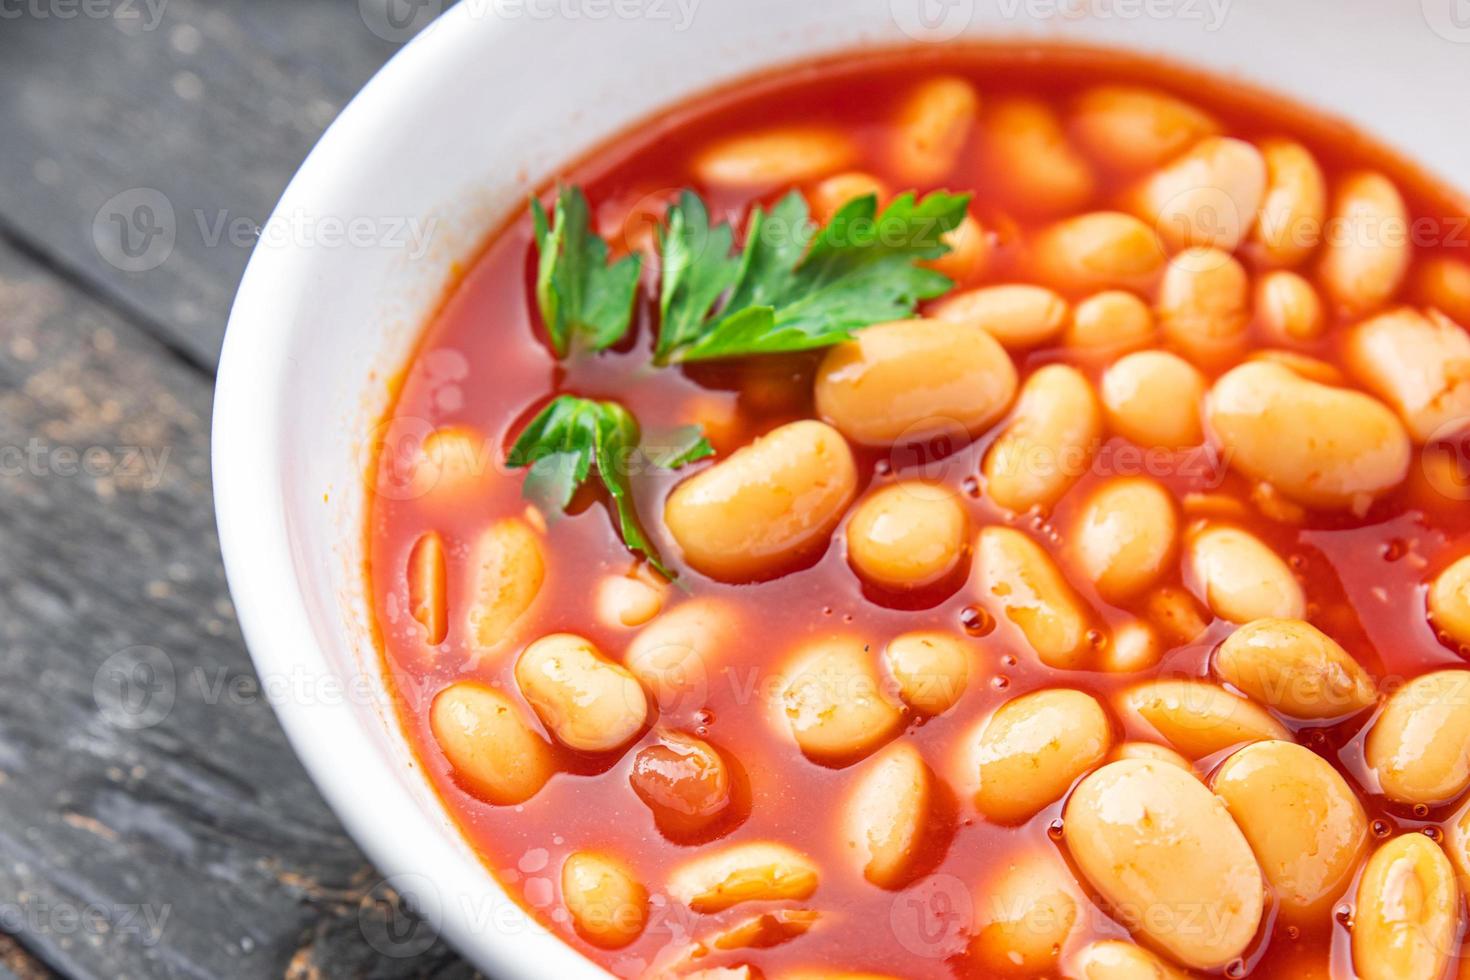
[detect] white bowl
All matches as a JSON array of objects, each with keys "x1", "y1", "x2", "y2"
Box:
[{"x1": 213, "y1": 1, "x2": 1470, "y2": 975}]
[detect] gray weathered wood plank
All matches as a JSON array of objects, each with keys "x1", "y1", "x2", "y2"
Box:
[
  {"x1": 0, "y1": 232, "x2": 478, "y2": 979},
  {"x1": 0, "y1": 0, "x2": 412, "y2": 370}
]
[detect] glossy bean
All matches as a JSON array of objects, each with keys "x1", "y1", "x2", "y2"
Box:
[
  {"x1": 1132, "y1": 137, "x2": 1266, "y2": 251},
  {"x1": 983, "y1": 365, "x2": 1102, "y2": 512},
  {"x1": 1256, "y1": 269, "x2": 1325, "y2": 342},
  {"x1": 665, "y1": 420, "x2": 857, "y2": 581},
  {"x1": 693, "y1": 127, "x2": 856, "y2": 187},
  {"x1": 970, "y1": 853, "x2": 1081, "y2": 974},
  {"x1": 1063, "y1": 290, "x2": 1156, "y2": 358},
  {"x1": 982, "y1": 97, "x2": 1095, "y2": 214},
  {"x1": 515, "y1": 634, "x2": 648, "y2": 753},
  {"x1": 932, "y1": 283, "x2": 1070, "y2": 350},
  {"x1": 1101, "y1": 351, "x2": 1206, "y2": 449},
  {"x1": 629, "y1": 730, "x2": 734, "y2": 840},
  {"x1": 1064, "y1": 759, "x2": 1265, "y2": 970},
  {"x1": 1156, "y1": 247, "x2": 1251, "y2": 366},
  {"x1": 1430, "y1": 555, "x2": 1470, "y2": 650},
  {"x1": 407, "y1": 530, "x2": 447, "y2": 646},
  {"x1": 1319, "y1": 171, "x2": 1412, "y2": 314},
  {"x1": 1206, "y1": 361, "x2": 1412, "y2": 512},
  {"x1": 467, "y1": 518, "x2": 546, "y2": 651},
  {"x1": 842, "y1": 743, "x2": 933, "y2": 888},
  {"x1": 626, "y1": 598, "x2": 737, "y2": 713},
  {"x1": 1070, "y1": 85, "x2": 1220, "y2": 174},
  {"x1": 1214, "y1": 618, "x2": 1376, "y2": 720},
  {"x1": 1186, "y1": 524, "x2": 1305, "y2": 624},
  {"x1": 890, "y1": 76, "x2": 980, "y2": 184},
  {"x1": 561, "y1": 852, "x2": 647, "y2": 949},
  {"x1": 846, "y1": 481, "x2": 969, "y2": 592},
  {"x1": 667, "y1": 842, "x2": 819, "y2": 913},
  {"x1": 977, "y1": 527, "x2": 1095, "y2": 669},
  {"x1": 970, "y1": 688, "x2": 1112, "y2": 823},
  {"x1": 1250, "y1": 139, "x2": 1327, "y2": 267},
  {"x1": 1072, "y1": 478, "x2": 1179, "y2": 602},
  {"x1": 815, "y1": 318, "x2": 1017, "y2": 446},
  {"x1": 1212, "y1": 740, "x2": 1369, "y2": 919},
  {"x1": 1352, "y1": 834, "x2": 1459, "y2": 980},
  {"x1": 1345, "y1": 306, "x2": 1470, "y2": 442},
  {"x1": 1121, "y1": 679, "x2": 1288, "y2": 759},
  {"x1": 1033, "y1": 211, "x2": 1166, "y2": 293},
  {"x1": 1366, "y1": 669, "x2": 1470, "y2": 805},
  {"x1": 779, "y1": 636, "x2": 903, "y2": 764},
  {"x1": 430, "y1": 682, "x2": 555, "y2": 805},
  {"x1": 883, "y1": 631, "x2": 971, "y2": 716}
]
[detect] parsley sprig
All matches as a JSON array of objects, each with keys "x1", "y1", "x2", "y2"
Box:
[
  {"x1": 516, "y1": 182, "x2": 969, "y2": 573},
  {"x1": 506, "y1": 395, "x2": 712, "y2": 577},
  {"x1": 655, "y1": 189, "x2": 970, "y2": 363},
  {"x1": 530, "y1": 187, "x2": 643, "y2": 357}
]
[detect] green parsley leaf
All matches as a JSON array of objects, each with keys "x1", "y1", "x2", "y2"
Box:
[
  {"x1": 530, "y1": 187, "x2": 643, "y2": 358},
  {"x1": 654, "y1": 188, "x2": 970, "y2": 364},
  {"x1": 507, "y1": 395, "x2": 708, "y2": 577}
]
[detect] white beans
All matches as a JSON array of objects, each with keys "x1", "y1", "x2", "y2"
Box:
[
  {"x1": 1352, "y1": 834, "x2": 1459, "y2": 980},
  {"x1": 1345, "y1": 306, "x2": 1470, "y2": 442},
  {"x1": 1256, "y1": 270, "x2": 1325, "y2": 342},
  {"x1": 1214, "y1": 618, "x2": 1376, "y2": 720},
  {"x1": 1070, "y1": 940, "x2": 1192, "y2": 979},
  {"x1": 983, "y1": 365, "x2": 1102, "y2": 513},
  {"x1": 515, "y1": 634, "x2": 648, "y2": 753},
  {"x1": 665, "y1": 420, "x2": 857, "y2": 581},
  {"x1": 1185, "y1": 524, "x2": 1305, "y2": 624},
  {"x1": 1250, "y1": 139, "x2": 1327, "y2": 267},
  {"x1": 976, "y1": 527, "x2": 1095, "y2": 669},
  {"x1": 1064, "y1": 759, "x2": 1265, "y2": 970},
  {"x1": 1132, "y1": 137, "x2": 1266, "y2": 252},
  {"x1": 779, "y1": 636, "x2": 903, "y2": 764},
  {"x1": 1121, "y1": 679, "x2": 1287, "y2": 759},
  {"x1": 1071, "y1": 478, "x2": 1178, "y2": 602},
  {"x1": 430, "y1": 682, "x2": 555, "y2": 805},
  {"x1": 883, "y1": 631, "x2": 970, "y2": 716},
  {"x1": 1430, "y1": 555, "x2": 1470, "y2": 650},
  {"x1": 890, "y1": 76, "x2": 980, "y2": 184},
  {"x1": 846, "y1": 482, "x2": 968, "y2": 591},
  {"x1": 1156, "y1": 248, "x2": 1251, "y2": 366},
  {"x1": 561, "y1": 852, "x2": 647, "y2": 949},
  {"x1": 932, "y1": 283, "x2": 1070, "y2": 350},
  {"x1": 693, "y1": 127, "x2": 856, "y2": 187},
  {"x1": 467, "y1": 518, "x2": 546, "y2": 651},
  {"x1": 970, "y1": 853, "x2": 1081, "y2": 974},
  {"x1": 1319, "y1": 172, "x2": 1411, "y2": 314},
  {"x1": 1212, "y1": 740, "x2": 1368, "y2": 919},
  {"x1": 667, "y1": 842, "x2": 819, "y2": 912},
  {"x1": 1365, "y1": 669, "x2": 1470, "y2": 805},
  {"x1": 1064, "y1": 290, "x2": 1156, "y2": 357},
  {"x1": 815, "y1": 318, "x2": 1018, "y2": 446},
  {"x1": 970, "y1": 688, "x2": 1112, "y2": 822},
  {"x1": 626, "y1": 598, "x2": 736, "y2": 713},
  {"x1": 1206, "y1": 361, "x2": 1412, "y2": 512},
  {"x1": 1101, "y1": 351, "x2": 1206, "y2": 449},
  {"x1": 842, "y1": 743, "x2": 932, "y2": 888},
  {"x1": 981, "y1": 97, "x2": 1095, "y2": 215},
  {"x1": 1070, "y1": 85, "x2": 1220, "y2": 174},
  {"x1": 407, "y1": 530, "x2": 447, "y2": 645},
  {"x1": 1033, "y1": 212, "x2": 1166, "y2": 293}
]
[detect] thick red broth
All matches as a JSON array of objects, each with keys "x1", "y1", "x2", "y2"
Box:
[{"x1": 366, "y1": 45, "x2": 1470, "y2": 979}]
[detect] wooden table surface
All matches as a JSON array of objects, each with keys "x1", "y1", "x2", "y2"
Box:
[{"x1": 0, "y1": 2, "x2": 482, "y2": 976}]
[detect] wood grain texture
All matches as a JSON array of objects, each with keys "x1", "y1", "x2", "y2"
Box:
[
  {"x1": 0, "y1": 235, "x2": 478, "y2": 978},
  {"x1": 0, "y1": 0, "x2": 406, "y2": 370}
]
